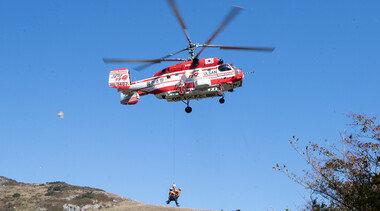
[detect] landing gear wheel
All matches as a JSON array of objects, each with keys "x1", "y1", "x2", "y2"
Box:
[
  {"x1": 219, "y1": 98, "x2": 225, "y2": 104},
  {"x1": 185, "y1": 106, "x2": 192, "y2": 113}
]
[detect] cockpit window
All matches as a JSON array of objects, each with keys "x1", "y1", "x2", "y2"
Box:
[{"x1": 218, "y1": 64, "x2": 232, "y2": 72}]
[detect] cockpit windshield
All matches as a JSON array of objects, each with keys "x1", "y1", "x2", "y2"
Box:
[{"x1": 218, "y1": 64, "x2": 232, "y2": 72}]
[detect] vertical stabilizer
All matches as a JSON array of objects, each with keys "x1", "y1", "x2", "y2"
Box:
[{"x1": 109, "y1": 68, "x2": 131, "y2": 89}]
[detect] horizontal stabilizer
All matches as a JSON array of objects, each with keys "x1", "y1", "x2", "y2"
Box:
[{"x1": 121, "y1": 92, "x2": 140, "y2": 105}]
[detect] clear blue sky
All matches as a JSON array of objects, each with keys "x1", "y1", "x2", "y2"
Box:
[{"x1": 1, "y1": 0, "x2": 379, "y2": 210}]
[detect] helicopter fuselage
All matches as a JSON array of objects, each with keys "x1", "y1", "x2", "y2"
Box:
[{"x1": 108, "y1": 58, "x2": 244, "y2": 105}]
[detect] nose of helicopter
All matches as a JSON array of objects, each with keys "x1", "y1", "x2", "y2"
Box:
[
  {"x1": 233, "y1": 68, "x2": 244, "y2": 87},
  {"x1": 235, "y1": 68, "x2": 244, "y2": 80}
]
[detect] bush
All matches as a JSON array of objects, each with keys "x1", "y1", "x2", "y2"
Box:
[
  {"x1": 47, "y1": 185, "x2": 66, "y2": 192},
  {"x1": 53, "y1": 186, "x2": 63, "y2": 191},
  {"x1": 45, "y1": 190, "x2": 54, "y2": 196},
  {"x1": 76, "y1": 191, "x2": 94, "y2": 199},
  {"x1": 12, "y1": 193, "x2": 20, "y2": 198},
  {"x1": 45, "y1": 184, "x2": 67, "y2": 196},
  {"x1": 46, "y1": 181, "x2": 66, "y2": 184}
]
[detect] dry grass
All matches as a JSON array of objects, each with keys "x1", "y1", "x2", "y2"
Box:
[
  {"x1": 0, "y1": 176, "x2": 124, "y2": 210},
  {"x1": 0, "y1": 176, "x2": 216, "y2": 211}
]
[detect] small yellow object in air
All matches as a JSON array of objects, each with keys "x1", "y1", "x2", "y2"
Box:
[{"x1": 58, "y1": 111, "x2": 64, "y2": 118}]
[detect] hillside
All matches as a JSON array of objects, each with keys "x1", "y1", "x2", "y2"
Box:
[{"x1": 0, "y1": 176, "x2": 216, "y2": 211}]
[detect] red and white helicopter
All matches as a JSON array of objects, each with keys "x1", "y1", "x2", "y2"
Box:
[{"x1": 104, "y1": 0, "x2": 274, "y2": 113}]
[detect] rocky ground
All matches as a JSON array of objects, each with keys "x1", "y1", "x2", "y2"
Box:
[{"x1": 0, "y1": 176, "x2": 216, "y2": 211}]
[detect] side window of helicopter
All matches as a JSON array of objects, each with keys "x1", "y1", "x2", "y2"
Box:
[
  {"x1": 167, "y1": 75, "x2": 171, "y2": 79},
  {"x1": 218, "y1": 64, "x2": 232, "y2": 72}
]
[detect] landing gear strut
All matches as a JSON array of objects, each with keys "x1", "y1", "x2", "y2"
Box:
[
  {"x1": 184, "y1": 100, "x2": 192, "y2": 113},
  {"x1": 219, "y1": 97, "x2": 225, "y2": 104}
]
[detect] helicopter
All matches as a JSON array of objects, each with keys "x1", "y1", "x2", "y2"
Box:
[{"x1": 104, "y1": 0, "x2": 274, "y2": 113}]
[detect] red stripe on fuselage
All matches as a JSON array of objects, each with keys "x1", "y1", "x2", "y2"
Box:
[{"x1": 130, "y1": 68, "x2": 237, "y2": 95}]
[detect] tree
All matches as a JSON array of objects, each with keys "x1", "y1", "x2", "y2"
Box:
[{"x1": 274, "y1": 113, "x2": 380, "y2": 210}]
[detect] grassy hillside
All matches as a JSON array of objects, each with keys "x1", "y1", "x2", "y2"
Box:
[{"x1": 0, "y1": 176, "x2": 216, "y2": 211}]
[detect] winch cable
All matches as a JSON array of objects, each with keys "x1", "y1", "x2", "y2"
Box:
[{"x1": 172, "y1": 106, "x2": 176, "y2": 184}]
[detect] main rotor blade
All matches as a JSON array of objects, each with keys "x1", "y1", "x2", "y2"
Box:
[
  {"x1": 195, "y1": 6, "x2": 243, "y2": 58},
  {"x1": 103, "y1": 58, "x2": 186, "y2": 64},
  {"x1": 159, "y1": 47, "x2": 189, "y2": 59},
  {"x1": 201, "y1": 44, "x2": 275, "y2": 52},
  {"x1": 167, "y1": 0, "x2": 192, "y2": 44},
  {"x1": 134, "y1": 48, "x2": 188, "y2": 70},
  {"x1": 134, "y1": 63, "x2": 158, "y2": 71}
]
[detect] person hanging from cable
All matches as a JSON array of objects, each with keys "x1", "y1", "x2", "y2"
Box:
[
  {"x1": 166, "y1": 187, "x2": 179, "y2": 206},
  {"x1": 174, "y1": 187, "x2": 181, "y2": 206}
]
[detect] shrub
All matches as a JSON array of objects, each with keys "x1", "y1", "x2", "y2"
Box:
[
  {"x1": 45, "y1": 184, "x2": 67, "y2": 196},
  {"x1": 12, "y1": 193, "x2": 20, "y2": 198},
  {"x1": 76, "y1": 191, "x2": 94, "y2": 199},
  {"x1": 46, "y1": 181, "x2": 66, "y2": 185},
  {"x1": 45, "y1": 190, "x2": 54, "y2": 196},
  {"x1": 47, "y1": 185, "x2": 66, "y2": 192}
]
